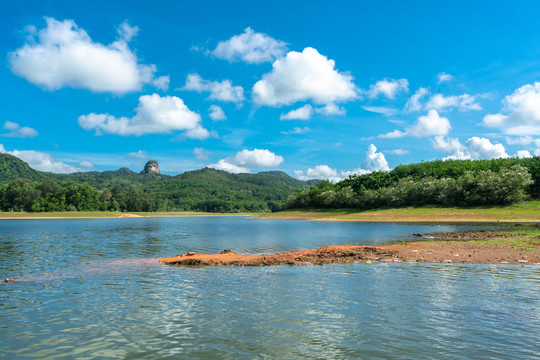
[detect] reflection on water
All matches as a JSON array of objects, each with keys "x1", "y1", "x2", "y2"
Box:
[{"x1": 1, "y1": 217, "x2": 538, "y2": 359}]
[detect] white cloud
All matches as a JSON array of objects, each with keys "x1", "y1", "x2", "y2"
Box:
[
  {"x1": 152, "y1": 75, "x2": 170, "y2": 91},
  {"x1": 315, "y1": 104, "x2": 347, "y2": 116},
  {"x1": 208, "y1": 105, "x2": 227, "y2": 121},
  {"x1": 184, "y1": 127, "x2": 214, "y2": 140},
  {"x1": 252, "y1": 47, "x2": 357, "y2": 106},
  {"x1": 79, "y1": 160, "x2": 94, "y2": 168},
  {"x1": 432, "y1": 136, "x2": 469, "y2": 160},
  {"x1": 128, "y1": 150, "x2": 147, "y2": 160},
  {"x1": 208, "y1": 148, "x2": 284, "y2": 174},
  {"x1": 281, "y1": 126, "x2": 311, "y2": 135},
  {"x1": 0, "y1": 144, "x2": 82, "y2": 173},
  {"x1": 2, "y1": 121, "x2": 38, "y2": 138},
  {"x1": 208, "y1": 159, "x2": 250, "y2": 174},
  {"x1": 295, "y1": 144, "x2": 389, "y2": 182},
  {"x1": 8, "y1": 18, "x2": 160, "y2": 94},
  {"x1": 78, "y1": 93, "x2": 210, "y2": 138},
  {"x1": 432, "y1": 136, "x2": 509, "y2": 160},
  {"x1": 212, "y1": 27, "x2": 287, "y2": 64},
  {"x1": 231, "y1": 149, "x2": 284, "y2": 168},
  {"x1": 379, "y1": 109, "x2": 451, "y2": 138},
  {"x1": 183, "y1": 73, "x2": 244, "y2": 103},
  {"x1": 363, "y1": 144, "x2": 389, "y2": 171},
  {"x1": 466, "y1": 137, "x2": 509, "y2": 159},
  {"x1": 386, "y1": 149, "x2": 409, "y2": 155},
  {"x1": 516, "y1": 150, "x2": 532, "y2": 158},
  {"x1": 367, "y1": 78, "x2": 409, "y2": 99},
  {"x1": 535, "y1": 139, "x2": 540, "y2": 156},
  {"x1": 505, "y1": 135, "x2": 534, "y2": 145},
  {"x1": 126, "y1": 150, "x2": 147, "y2": 167},
  {"x1": 436, "y1": 72, "x2": 453, "y2": 84},
  {"x1": 425, "y1": 93, "x2": 482, "y2": 112},
  {"x1": 403, "y1": 87, "x2": 429, "y2": 113},
  {"x1": 362, "y1": 106, "x2": 400, "y2": 117},
  {"x1": 193, "y1": 147, "x2": 211, "y2": 161},
  {"x1": 483, "y1": 82, "x2": 540, "y2": 135},
  {"x1": 295, "y1": 165, "x2": 341, "y2": 183},
  {"x1": 280, "y1": 104, "x2": 313, "y2": 120},
  {"x1": 117, "y1": 21, "x2": 139, "y2": 42}
]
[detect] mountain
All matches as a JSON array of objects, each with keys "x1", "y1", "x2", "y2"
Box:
[{"x1": 0, "y1": 153, "x2": 317, "y2": 212}]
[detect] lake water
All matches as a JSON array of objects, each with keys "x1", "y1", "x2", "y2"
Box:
[{"x1": 1, "y1": 217, "x2": 538, "y2": 359}]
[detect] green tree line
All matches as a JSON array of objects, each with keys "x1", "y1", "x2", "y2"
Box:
[{"x1": 286, "y1": 157, "x2": 539, "y2": 210}]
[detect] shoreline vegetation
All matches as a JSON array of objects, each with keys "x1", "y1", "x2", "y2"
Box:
[
  {"x1": 256, "y1": 201, "x2": 540, "y2": 223},
  {"x1": 2, "y1": 201, "x2": 538, "y2": 222},
  {"x1": 160, "y1": 228, "x2": 540, "y2": 267}
]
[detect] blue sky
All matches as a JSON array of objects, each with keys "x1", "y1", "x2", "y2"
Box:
[{"x1": 1, "y1": 0, "x2": 540, "y2": 179}]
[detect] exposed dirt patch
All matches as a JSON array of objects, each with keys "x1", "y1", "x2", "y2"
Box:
[{"x1": 160, "y1": 230, "x2": 540, "y2": 267}]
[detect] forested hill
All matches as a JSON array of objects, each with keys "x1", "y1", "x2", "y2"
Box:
[{"x1": 0, "y1": 153, "x2": 317, "y2": 212}]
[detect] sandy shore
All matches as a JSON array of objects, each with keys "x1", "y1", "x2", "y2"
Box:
[
  {"x1": 160, "y1": 230, "x2": 540, "y2": 266},
  {"x1": 0, "y1": 212, "x2": 254, "y2": 220}
]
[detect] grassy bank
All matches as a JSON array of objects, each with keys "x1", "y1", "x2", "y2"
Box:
[
  {"x1": 419, "y1": 227, "x2": 540, "y2": 249},
  {"x1": 0, "y1": 211, "x2": 255, "y2": 219},
  {"x1": 256, "y1": 201, "x2": 540, "y2": 222}
]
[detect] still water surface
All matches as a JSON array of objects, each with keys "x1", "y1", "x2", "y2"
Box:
[{"x1": 0, "y1": 217, "x2": 538, "y2": 359}]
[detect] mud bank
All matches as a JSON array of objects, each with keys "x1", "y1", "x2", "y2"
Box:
[{"x1": 160, "y1": 230, "x2": 540, "y2": 266}]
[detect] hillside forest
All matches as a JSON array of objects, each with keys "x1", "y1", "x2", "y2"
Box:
[{"x1": 0, "y1": 153, "x2": 538, "y2": 213}]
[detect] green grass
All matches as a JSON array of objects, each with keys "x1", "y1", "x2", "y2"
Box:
[{"x1": 257, "y1": 201, "x2": 540, "y2": 222}]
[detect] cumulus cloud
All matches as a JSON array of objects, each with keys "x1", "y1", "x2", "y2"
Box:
[
  {"x1": 295, "y1": 144, "x2": 389, "y2": 182},
  {"x1": 294, "y1": 165, "x2": 342, "y2": 183},
  {"x1": 379, "y1": 110, "x2": 451, "y2": 138},
  {"x1": 367, "y1": 78, "x2": 409, "y2": 99},
  {"x1": 280, "y1": 104, "x2": 313, "y2": 120},
  {"x1": 425, "y1": 93, "x2": 482, "y2": 112},
  {"x1": 403, "y1": 87, "x2": 429, "y2": 113},
  {"x1": 516, "y1": 150, "x2": 532, "y2": 158},
  {"x1": 252, "y1": 47, "x2": 357, "y2": 106},
  {"x1": 208, "y1": 105, "x2": 227, "y2": 121},
  {"x1": 2, "y1": 121, "x2": 38, "y2": 138},
  {"x1": 208, "y1": 159, "x2": 250, "y2": 174},
  {"x1": 432, "y1": 136, "x2": 509, "y2": 160},
  {"x1": 436, "y1": 72, "x2": 453, "y2": 84},
  {"x1": 466, "y1": 137, "x2": 509, "y2": 160},
  {"x1": 483, "y1": 82, "x2": 540, "y2": 135},
  {"x1": 183, "y1": 73, "x2": 244, "y2": 104},
  {"x1": 208, "y1": 148, "x2": 284, "y2": 174},
  {"x1": 281, "y1": 126, "x2": 311, "y2": 135},
  {"x1": 8, "y1": 18, "x2": 160, "y2": 94},
  {"x1": 193, "y1": 147, "x2": 211, "y2": 161},
  {"x1": 0, "y1": 144, "x2": 83, "y2": 173},
  {"x1": 78, "y1": 93, "x2": 210, "y2": 138},
  {"x1": 212, "y1": 27, "x2": 287, "y2": 64}
]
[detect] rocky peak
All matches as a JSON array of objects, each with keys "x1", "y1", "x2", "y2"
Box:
[{"x1": 141, "y1": 160, "x2": 161, "y2": 175}]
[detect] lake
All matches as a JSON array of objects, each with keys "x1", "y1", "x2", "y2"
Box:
[{"x1": 1, "y1": 217, "x2": 538, "y2": 359}]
